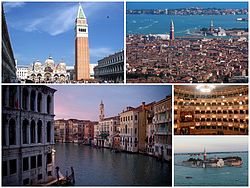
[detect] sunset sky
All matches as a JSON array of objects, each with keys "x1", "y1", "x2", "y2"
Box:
[
  {"x1": 52, "y1": 85, "x2": 172, "y2": 121},
  {"x1": 174, "y1": 136, "x2": 248, "y2": 153}
]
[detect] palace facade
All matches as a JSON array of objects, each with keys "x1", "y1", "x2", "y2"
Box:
[{"x1": 2, "y1": 85, "x2": 56, "y2": 185}]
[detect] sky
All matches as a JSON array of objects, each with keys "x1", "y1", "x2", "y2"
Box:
[
  {"x1": 51, "y1": 85, "x2": 171, "y2": 121},
  {"x1": 174, "y1": 136, "x2": 248, "y2": 153},
  {"x1": 127, "y1": 2, "x2": 248, "y2": 10},
  {"x1": 3, "y1": 2, "x2": 124, "y2": 66}
]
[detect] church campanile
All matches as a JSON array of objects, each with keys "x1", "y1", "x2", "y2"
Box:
[{"x1": 75, "y1": 3, "x2": 90, "y2": 81}]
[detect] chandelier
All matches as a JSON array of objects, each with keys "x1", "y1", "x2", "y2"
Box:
[{"x1": 196, "y1": 85, "x2": 216, "y2": 93}]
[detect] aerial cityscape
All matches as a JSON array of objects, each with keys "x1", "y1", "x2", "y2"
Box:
[
  {"x1": 126, "y1": 2, "x2": 248, "y2": 83},
  {"x1": 174, "y1": 137, "x2": 248, "y2": 186},
  {"x1": 2, "y1": 85, "x2": 172, "y2": 185},
  {"x1": 2, "y1": 2, "x2": 124, "y2": 83}
]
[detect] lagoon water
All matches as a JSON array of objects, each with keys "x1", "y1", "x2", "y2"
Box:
[
  {"x1": 54, "y1": 143, "x2": 172, "y2": 186},
  {"x1": 127, "y1": 14, "x2": 248, "y2": 35},
  {"x1": 174, "y1": 152, "x2": 248, "y2": 186}
]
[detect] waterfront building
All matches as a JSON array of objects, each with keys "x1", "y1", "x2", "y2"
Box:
[
  {"x1": 2, "y1": 7, "x2": 17, "y2": 83},
  {"x1": 119, "y1": 106, "x2": 139, "y2": 152},
  {"x1": 94, "y1": 50, "x2": 124, "y2": 83},
  {"x1": 84, "y1": 121, "x2": 97, "y2": 144},
  {"x1": 138, "y1": 102, "x2": 155, "y2": 153},
  {"x1": 97, "y1": 116, "x2": 120, "y2": 147},
  {"x1": 16, "y1": 65, "x2": 29, "y2": 82},
  {"x1": 89, "y1": 64, "x2": 97, "y2": 79},
  {"x1": 153, "y1": 96, "x2": 172, "y2": 161},
  {"x1": 54, "y1": 119, "x2": 91, "y2": 143},
  {"x1": 27, "y1": 56, "x2": 70, "y2": 83},
  {"x1": 174, "y1": 85, "x2": 248, "y2": 135},
  {"x1": 170, "y1": 20, "x2": 174, "y2": 40},
  {"x1": 2, "y1": 85, "x2": 56, "y2": 185},
  {"x1": 75, "y1": 3, "x2": 90, "y2": 80}
]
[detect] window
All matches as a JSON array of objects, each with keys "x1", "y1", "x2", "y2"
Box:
[
  {"x1": 37, "y1": 155, "x2": 42, "y2": 167},
  {"x1": 9, "y1": 159, "x2": 17, "y2": 174},
  {"x1": 9, "y1": 119, "x2": 16, "y2": 145},
  {"x1": 9, "y1": 86, "x2": 16, "y2": 108},
  {"x1": 3, "y1": 161, "x2": 7, "y2": 176},
  {"x1": 47, "y1": 122, "x2": 51, "y2": 142},
  {"x1": 23, "y1": 157, "x2": 29, "y2": 171},
  {"x1": 22, "y1": 88, "x2": 29, "y2": 110},
  {"x1": 37, "y1": 121, "x2": 42, "y2": 143},
  {"x1": 135, "y1": 115, "x2": 138, "y2": 121},
  {"x1": 30, "y1": 90, "x2": 36, "y2": 111},
  {"x1": 47, "y1": 96, "x2": 51, "y2": 114},
  {"x1": 22, "y1": 119, "x2": 29, "y2": 144},
  {"x1": 37, "y1": 93, "x2": 42, "y2": 112},
  {"x1": 30, "y1": 120, "x2": 36, "y2": 143},
  {"x1": 38, "y1": 174, "x2": 43, "y2": 180},
  {"x1": 31, "y1": 156, "x2": 36, "y2": 169},
  {"x1": 47, "y1": 153, "x2": 52, "y2": 164},
  {"x1": 135, "y1": 128, "x2": 137, "y2": 135}
]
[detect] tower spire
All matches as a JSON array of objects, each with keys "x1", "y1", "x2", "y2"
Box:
[{"x1": 77, "y1": 3, "x2": 86, "y2": 19}]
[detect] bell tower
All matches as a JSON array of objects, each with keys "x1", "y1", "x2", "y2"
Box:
[
  {"x1": 75, "y1": 3, "x2": 90, "y2": 81},
  {"x1": 99, "y1": 100, "x2": 105, "y2": 121}
]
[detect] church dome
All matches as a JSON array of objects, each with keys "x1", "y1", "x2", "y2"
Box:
[
  {"x1": 44, "y1": 56, "x2": 55, "y2": 73},
  {"x1": 34, "y1": 60, "x2": 42, "y2": 72},
  {"x1": 44, "y1": 56, "x2": 55, "y2": 68}
]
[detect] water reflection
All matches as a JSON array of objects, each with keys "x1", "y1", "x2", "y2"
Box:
[{"x1": 55, "y1": 143, "x2": 171, "y2": 186}]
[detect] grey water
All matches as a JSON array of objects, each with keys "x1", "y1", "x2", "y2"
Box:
[
  {"x1": 174, "y1": 152, "x2": 248, "y2": 186},
  {"x1": 54, "y1": 143, "x2": 172, "y2": 186},
  {"x1": 127, "y1": 14, "x2": 248, "y2": 35}
]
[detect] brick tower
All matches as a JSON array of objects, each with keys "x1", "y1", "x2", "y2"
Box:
[
  {"x1": 75, "y1": 3, "x2": 90, "y2": 81},
  {"x1": 170, "y1": 19, "x2": 174, "y2": 40}
]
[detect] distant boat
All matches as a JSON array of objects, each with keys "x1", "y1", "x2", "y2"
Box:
[
  {"x1": 185, "y1": 176, "x2": 193, "y2": 179},
  {"x1": 236, "y1": 18, "x2": 248, "y2": 21}
]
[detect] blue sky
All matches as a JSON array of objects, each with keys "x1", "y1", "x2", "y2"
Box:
[
  {"x1": 51, "y1": 85, "x2": 172, "y2": 121},
  {"x1": 175, "y1": 137, "x2": 248, "y2": 153},
  {"x1": 127, "y1": 2, "x2": 248, "y2": 9},
  {"x1": 3, "y1": 2, "x2": 124, "y2": 66}
]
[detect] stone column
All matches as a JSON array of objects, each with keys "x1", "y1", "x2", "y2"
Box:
[{"x1": 51, "y1": 95, "x2": 54, "y2": 115}]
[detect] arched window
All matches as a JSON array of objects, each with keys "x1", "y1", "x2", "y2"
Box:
[
  {"x1": 125, "y1": 124, "x2": 128, "y2": 134},
  {"x1": 37, "y1": 120, "x2": 42, "y2": 143},
  {"x1": 9, "y1": 86, "x2": 17, "y2": 108},
  {"x1": 30, "y1": 90, "x2": 36, "y2": 111},
  {"x1": 30, "y1": 120, "x2": 36, "y2": 143},
  {"x1": 9, "y1": 119, "x2": 16, "y2": 145},
  {"x1": 47, "y1": 96, "x2": 51, "y2": 114},
  {"x1": 47, "y1": 122, "x2": 51, "y2": 142},
  {"x1": 22, "y1": 88, "x2": 29, "y2": 110},
  {"x1": 22, "y1": 119, "x2": 29, "y2": 144},
  {"x1": 37, "y1": 93, "x2": 42, "y2": 113}
]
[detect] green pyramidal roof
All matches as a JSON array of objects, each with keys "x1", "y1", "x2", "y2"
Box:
[{"x1": 77, "y1": 3, "x2": 86, "y2": 19}]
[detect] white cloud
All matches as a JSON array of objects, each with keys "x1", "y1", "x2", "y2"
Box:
[
  {"x1": 90, "y1": 47, "x2": 114, "y2": 59},
  {"x1": 3, "y1": 2, "x2": 26, "y2": 13},
  {"x1": 8, "y1": 3, "x2": 108, "y2": 36}
]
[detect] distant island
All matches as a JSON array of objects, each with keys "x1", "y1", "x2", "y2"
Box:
[
  {"x1": 180, "y1": 148, "x2": 244, "y2": 168},
  {"x1": 127, "y1": 7, "x2": 248, "y2": 16}
]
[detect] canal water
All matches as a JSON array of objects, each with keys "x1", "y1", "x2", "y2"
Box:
[
  {"x1": 54, "y1": 143, "x2": 172, "y2": 186},
  {"x1": 174, "y1": 152, "x2": 248, "y2": 186}
]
